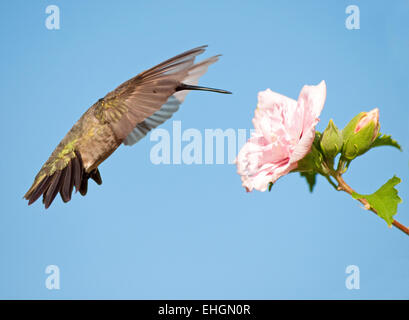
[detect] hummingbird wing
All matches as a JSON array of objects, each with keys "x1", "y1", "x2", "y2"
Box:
[
  {"x1": 123, "y1": 55, "x2": 221, "y2": 146},
  {"x1": 94, "y1": 45, "x2": 211, "y2": 144}
]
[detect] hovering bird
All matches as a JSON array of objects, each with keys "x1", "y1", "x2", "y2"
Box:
[{"x1": 24, "y1": 45, "x2": 231, "y2": 208}]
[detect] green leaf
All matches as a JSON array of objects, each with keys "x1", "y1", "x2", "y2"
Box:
[
  {"x1": 268, "y1": 182, "x2": 273, "y2": 192},
  {"x1": 352, "y1": 176, "x2": 402, "y2": 226},
  {"x1": 371, "y1": 134, "x2": 402, "y2": 151},
  {"x1": 300, "y1": 171, "x2": 317, "y2": 193}
]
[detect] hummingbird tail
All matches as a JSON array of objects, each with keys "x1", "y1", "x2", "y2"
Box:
[
  {"x1": 24, "y1": 149, "x2": 103, "y2": 209},
  {"x1": 175, "y1": 83, "x2": 232, "y2": 94}
]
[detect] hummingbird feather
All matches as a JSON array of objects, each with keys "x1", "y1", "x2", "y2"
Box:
[
  {"x1": 60, "y1": 161, "x2": 73, "y2": 202},
  {"x1": 43, "y1": 170, "x2": 62, "y2": 209}
]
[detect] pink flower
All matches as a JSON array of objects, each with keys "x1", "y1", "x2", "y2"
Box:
[{"x1": 236, "y1": 81, "x2": 327, "y2": 192}]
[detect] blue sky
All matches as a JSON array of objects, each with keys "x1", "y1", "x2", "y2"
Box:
[{"x1": 0, "y1": 0, "x2": 408, "y2": 299}]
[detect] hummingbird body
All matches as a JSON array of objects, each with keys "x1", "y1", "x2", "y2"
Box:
[
  {"x1": 76, "y1": 103, "x2": 122, "y2": 172},
  {"x1": 24, "y1": 46, "x2": 230, "y2": 208}
]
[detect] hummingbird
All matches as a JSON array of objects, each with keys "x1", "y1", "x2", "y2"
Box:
[{"x1": 24, "y1": 45, "x2": 231, "y2": 209}]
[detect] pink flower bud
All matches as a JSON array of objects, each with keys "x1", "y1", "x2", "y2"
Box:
[
  {"x1": 354, "y1": 108, "x2": 380, "y2": 140},
  {"x1": 342, "y1": 108, "x2": 381, "y2": 160}
]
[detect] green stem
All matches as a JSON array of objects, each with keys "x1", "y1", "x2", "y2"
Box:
[{"x1": 336, "y1": 157, "x2": 347, "y2": 173}]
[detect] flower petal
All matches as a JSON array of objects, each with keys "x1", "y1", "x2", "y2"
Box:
[
  {"x1": 289, "y1": 124, "x2": 316, "y2": 163},
  {"x1": 298, "y1": 80, "x2": 326, "y2": 119},
  {"x1": 257, "y1": 89, "x2": 297, "y2": 112}
]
